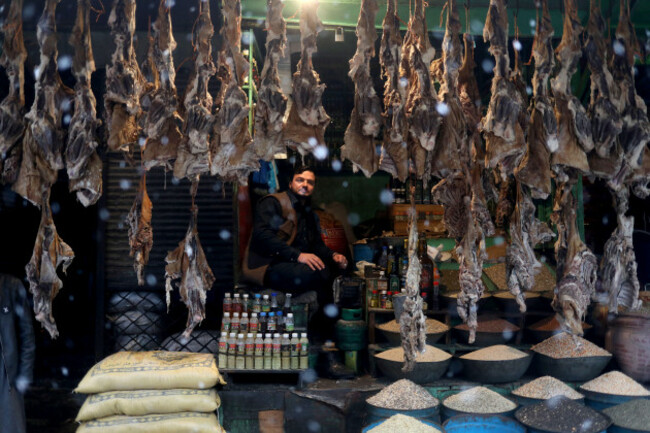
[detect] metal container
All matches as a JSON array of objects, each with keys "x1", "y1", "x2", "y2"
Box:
[
  {"x1": 579, "y1": 388, "x2": 650, "y2": 411},
  {"x1": 608, "y1": 426, "x2": 650, "y2": 433},
  {"x1": 609, "y1": 312, "x2": 650, "y2": 382},
  {"x1": 362, "y1": 417, "x2": 444, "y2": 432},
  {"x1": 531, "y1": 352, "x2": 611, "y2": 382},
  {"x1": 443, "y1": 414, "x2": 525, "y2": 433},
  {"x1": 374, "y1": 354, "x2": 452, "y2": 384},
  {"x1": 365, "y1": 402, "x2": 440, "y2": 426},
  {"x1": 460, "y1": 353, "x2": 532, "y2": 384}
]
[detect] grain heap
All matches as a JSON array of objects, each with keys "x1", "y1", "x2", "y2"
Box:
[
  {"x1": 375, "y1": 345, "x2": 451, "y2": 363},
  {"x1": 529, "y1": 315, "x2": 591, "y2": 332},
  {"x1": 580, "y1": 371, "x2": 650, "y2": 396},
  {"x1": 531, "y1": 333, "x2": 610, "y2": 359},
  {"x1": 443, "y1": 386, "x2": 517, "y2": 414},
  {"x1": 511, "y1": 376, "x2": 583, "y2": 400},
  {"x1": 367, "y1": 414, "x2": 442, "y2": 433},
  {"x1": 460, "y1": 345, "x2": 528, "y2": 361},
  {"x1": 455, "y1": 317, "x2": 519, "y2": 333},
  {"x1": 493, "y1": 291, "x2": 541, "y2": 300},
  {"x1": 603, "y1": 399, "x2": 650, "y2": 432},
  {"x1": 377, "y1": 319, "x2": 448, "y2": 334},
  {"x1": 515, "y1": 396, "x2": 611, "y2": 433},
  {"x1": 367, "y1": 379, "x2": 439, "y2": 410},
  {"x1": 484, "y1": 262, "x2": 555, "y2": 292}
]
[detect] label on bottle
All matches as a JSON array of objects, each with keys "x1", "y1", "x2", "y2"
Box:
[
  {"x1": 255, "y1": 342, "x2": 264, "y2": 356},
  {"x1": 420, "y1": 263, "x2": 433, "y2": 290}
]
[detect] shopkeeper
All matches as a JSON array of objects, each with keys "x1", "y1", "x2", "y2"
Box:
[{"x1": 243, "y1": 165, "x2": 348, "y2": 296}]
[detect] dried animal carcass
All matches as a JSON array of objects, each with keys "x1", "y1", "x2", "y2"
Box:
[
  {"x1": 66, "y1": 0, "x2": 102, "y2": 207},
  {"x1": 104, "y1": 0, "x2": 143, "y2": 152},
  {"x1": 165, "y1": 192, "x2": 215, "y2": 339},
  {"x1": 283, "y1": 0, "x2": 331, "y2": 157},
  {"x1": 253, "y1": 0, "x2": 288, "y2": 161},
  {"x1": 13, "y1": 0, "x2": 73, "y2": 207},
  {"x1": 341, "y1": 0, "x2": 382, "y2": 178},
  {"x1": 210, "y1": 0, "x2": 258, "y2": 184},
  {"x1": 126, "y1": 173, "x2": 153, "y2": 286},
  {"x1": 141, "y1": 0, "x2": 183, "y2": 171},
  {"x1": 378, "y1": 0, "x2": 408, "y2": 182},
  {"x1": 173, "y1": 0, "x2": 216, "y2": 179},
  {"x1": 0, "y1": 0, "x2": 27, "y2": 185},
  {"x1": 25, "y1": 189, "x2": 75, "y2": 339}
]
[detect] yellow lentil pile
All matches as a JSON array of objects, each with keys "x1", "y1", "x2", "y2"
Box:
[
  {"x1": 375, "y1": 345, "x2": 452, "y2": 363},
  {"x1": 460, "y1": 345, "x2": 528, "y2": 361},
  {"x1": 580, "y1": 371, "x2": 650, "y2": 396},
  {"x1": 367, "y1": 414, "x2": 442, "y2": 433},
  {"x1": 531, "y1": 333, "x2": 610, "y2": 359},
  {"x1": 511, "y1": 376, "x2": 584, "y2": 400},
  {"x1": 443, "y1": 386, "x2": 517, "y2": 414},
  {"x1": 377, "y1": 319, "x2": 449, "y2": 334},
  {"x1": 367, "y1": 379, "x2": 439, "y2": 410}
]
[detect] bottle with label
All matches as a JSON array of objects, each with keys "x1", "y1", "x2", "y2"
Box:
[
  {"x1": 249, "y1": 313, "x2": 259, "y2": 335},
  {"x1": 221, "y1": 312, "x2": 231, "y2": 333},
  {"x1": 223, "y1": 293, "x2": 232, "y2": 313},
  {"x1": 262, "y1": 294, "x2": 271, "y2": 313},
  {"x1": 377, "y1": 246, "x2": 388, "y2": 270},
  {"x1": 276, "y1": 311, "x2": 284, "y2": 333},
  {"x1": 245, "y1": 333, "x2": 255, "y2": 369},
  {"x1": 242, "y1": 294, "x2": 250, "y2": 314},
  {"x1": 218, "y1": 331, "x2": 228, "y2": 368},
  {"x1": 231, "y1": 312, "x2": 241, "y2": 334},
  {"x1": 227, "y1": 332, "x2": 237, "y2": 369},
  {"x1": 299, "y1": 332, "x2": 309, "y2": 369},
  {"x1": 385, "y1": 292, "x2": 393, "y2": 310},
  {"x1": 369, "y1": 290, "x2": 379, "y2": 308},
  {"x1": 386, "y1": 245, "x2": 396, "y2": 275},
  {"x1": 267, "y1": 312, "x2": 277, "y2": 332},
  {"x1": 377, "y1": 271, "x2": 388, "y2": 292},
  {"x1": 281, "y1": 333, "x2": 291, "y2": 369},
  {"x1": 432, "y1": 264, "x2": 440, "y2": 310},
  {"x1": 380, "y1": 290, "x2": 388, "y2": 309},
  {"x1": 398, "y1": 239, "x2": 409, "y2": 276},
  {"x1": 290, "y1": 333, "x2": 300, "y2": 369},
  {"x1": 283, "y1": 294, "x2": 292, "y2": 317},
  {"x1": 253, "y1": 293, "x2": 262, "y2": 314},
  {"x1": 259, "y1": 312, "x2": 268, "y2": 334},
  {"x1": 235, "y1": 334, "x2": 246, "y2": 369},
  {"x1": 285, "y1": 313, "x2": 295, "y2": 333},
  {"x1": 389, "y1": 264, "x2": 400, "y2": 293},
  {"x1": 272, "y1": 333, "x2": 282, "y2": 370},
  {"x1": 233, "y1": 293, "x2": 242, "y2": 314},
  {"x1": 254, "y1": 334, "x2": 264, "y2": 370},
  {"x1": 240, "y1": 312, "x2": 250, "y2": 334},
  {"x1": 271, "y1": 293, "x2": 279, "y2": 313},
  {"x1": 263, "y1": 333, "x2": 273, "y2": 370}
]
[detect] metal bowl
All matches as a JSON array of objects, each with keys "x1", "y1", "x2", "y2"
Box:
[
  {"x1": 374, "y1": 353, "x2": 452, "y2": 384},
  {"x1": 492, "y1": 291, "x2": 549, "y2": 312},
  {"x1": 460, "y1": 353, "x2": 532, "y2": 384},
  {"x1": 526, "y1": 316, "x2": 593, "y2": 343},
  {"x1": 453, "y1": 327, "x2": 519, "y2": 346},
  {"x1": 579, "y1": 388, "x2": 650, "y2": 411},
  {"x1": 443, "y1": 414, "x2": 525, "y2": 433},
  {"x1": 531, "y1": 352, "x2": 612, "y2": 382},
  {"x1": 362, "y1": 417, "x2": 443, "y2": 432},
  {"x1": 375, "y1": 320, "x2": 449, "y2": 347},
  {"x1": 365, "y1": 401, "x2": 440, "y2": 426}
]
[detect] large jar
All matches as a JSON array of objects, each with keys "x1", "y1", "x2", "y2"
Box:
[{"x1": 608, "y1": 311, "x2": 650, "y2": 382}]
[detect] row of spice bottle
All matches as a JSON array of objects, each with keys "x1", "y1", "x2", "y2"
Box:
[
  {"x1": 221, "y1": 311, "x2": 297, "y2": 335},
  {"x1": 368, "y1": 289, "x2": 433, "y2": 311},
  {"x1": 218, "y1": 332, "x2": 309, "y2": 370},
  {"x1": 223, "y1": 292, "x2": 292, "y2": 316}
]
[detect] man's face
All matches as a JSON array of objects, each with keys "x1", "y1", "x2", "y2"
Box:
[{"x1": 289, "y1": 170, "x2": 316, "y2": 197}]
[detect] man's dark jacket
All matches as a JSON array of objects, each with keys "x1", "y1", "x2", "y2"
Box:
[{"x1": 0, "y1": 274, "x2": 35, "y2": 433}]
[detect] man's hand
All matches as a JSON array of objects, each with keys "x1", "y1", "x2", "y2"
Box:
[
  {"x1": 332, "y1": 253, "x2": 348, "y2": 269},
  {"x1": 298, "y1": 253, "x2": 326, "y2": 271}
]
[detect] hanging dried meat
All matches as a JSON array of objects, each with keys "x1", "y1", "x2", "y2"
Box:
[
  {"x1": 210, "y1": 0, "x2": 258, "y2": 184},
  {"x1": 399, "y1": 200, "x2": 426, "y2": 371},
  {"x1": 13, "y1": 0, "x2": 73, "y2": 207},
  {"x1": 165, "y1": 184, "x2": 215, "y2": 339},
  {"x1": 141, "y1": 0, "x2": 183, "y2": 171},
  {"x1": 66, "y1": 0, "x2": 102, "y2": 207},
  {"x1": 173, "y1": 0, "x2": 216, "y2": 180},
  {"x1": 378, "y1": 0, "x2": 408, "y2": 182},
  {"x1": 282, "y1": 0, "x2": 331, "y2": 157},
  {"x1": 126, "y1": 173, "x2": 153, "y2": 286},
  {"x1": 104, "y1": 0, "x2": 143, "y2": 152},
  {"x1": 515, "y1": 0, "x2": 555, "y2": 199},
  {"x1": 341, "y1": 0, "x2": 381, "y2": 178},
  {"x1": 610, "y1": 0, "x2": 650, "y2": 170},
  {"x1": 25, "y1": 189, "x2": 75, "y2": 339},
  {"x1": 253, "y1": 0, "x2": 288, "y2": 161},
  {"x1": 0, "y1": 0, "x2": 27, "y2": 185}
]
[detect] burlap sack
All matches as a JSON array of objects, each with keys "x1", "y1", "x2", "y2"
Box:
[
  {"x1": 75, "y1": 351, "x2": 225, "y2": 394},
  {"x1": 76, "y1": 412, "x2": 224, "y2": 433}
]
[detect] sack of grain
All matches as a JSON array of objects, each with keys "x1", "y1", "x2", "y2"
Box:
[
  {"x1": 107, "y1": 292, "x2": 166, "y2": 314},
  {"x1": 75, "y1": 351, "x2": 225, "y2": 394},
  {"x1": 76, "y1": 412, "x2": 224, "y2": 433},
  {"x1": 76, "y1": 389, "x2": 220, "y2": 422}
]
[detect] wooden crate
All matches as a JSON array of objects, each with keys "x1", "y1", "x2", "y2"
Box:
[{"x1": 390, "y1": 204, "x2": 445, "y2": 235}]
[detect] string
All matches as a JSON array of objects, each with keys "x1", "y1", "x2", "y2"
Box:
[
  {"x1": 439, "y1": 1, "x2": 448, "y2": 29},
  {"x1": 89, "y1": 0, "x2": 105, "y2": 23}
]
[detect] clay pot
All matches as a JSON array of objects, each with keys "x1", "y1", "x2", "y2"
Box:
[{"x1": 608, "y1": 312, "x2": 650, "y2": 383}]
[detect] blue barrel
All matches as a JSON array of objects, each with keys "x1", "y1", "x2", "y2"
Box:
[
  {"x1": 353, "y1": 243, "x2": 374, "y2": 263},
  {"x1": 366, "y1": 402, "x2": 440, "y2": 426},
  {"x1": 443, "y1": 414, "x2": 525, "y2": 433},
  {"x1": 608, "y1": 425, "x2": 650, "y2": 433},
  {"x1": 441, "y1": 406, "x2": 517, "y2": 422},
  {"x1": 362, "y1": 417, "x2": 444, "y2": 432}
]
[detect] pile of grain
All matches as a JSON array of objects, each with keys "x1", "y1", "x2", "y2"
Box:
[
  {"x1": 375, "y1": 345, "x2": 452, "y2": 363},
  {"x1": 442, "y1": 292, "x2": 490, "y2": 300},
  {"x1": 531, "y1": 333, "x2": 610, "y2": 359},
  {"x1": 443, "y1": 386, "x2": 517, "y2": 414},
  {"x1": 511, "y1": 376, "x2": 583, "y2": 400},
  {"x1": 529, "y1": 315, "x2": 591, "y2": 332},
  {"x1": 460, "y1": 345, "x2": 528, "y2": 361},
  {"x1": 483, "y1": 264, "x2": 507, "y2": 290},
  {"x1": 603, "y1": 399, "x2": 650, "y2": 431},
  {"x1": 493, "y1": 291, "x2": 541, "y2": 300},
  {"x1": 580, "y1": 371, "x2": 650, "y2": 396},
  {"x1": 367, "y1": 379, "x2": 439, "y2": 410},
  {"x1": 515, "y1": 396, "x2": 610, "y2": 433},
  {"x1": 367, "y1": 414, "x2": 441, "y2": 433},
  {"x1": 484, "y1": 263, "x2": 556, "y2": 292},
  {"x1": 440, "y1": 269, "x2": 461, "y2": 292},
  {"x1": 377, "y1": 319, "x2": 449, "y2": 334},
  {"x1": 455, "y1": 317, "x2": 519, "y2": 333}
]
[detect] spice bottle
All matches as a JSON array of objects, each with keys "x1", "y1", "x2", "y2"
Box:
[
  {"x1": 285, "y1": 313, "x2": 295, "y2": 332},
  {"x1": 271, "y1": 293, "x2": 279, "y2": 313},
  {"x1": 245, "y1": 333, "x2": 255, "y2": 369},
  {"x1": 240, "y1": 312, "x2": 250, "y2": 334},
  {"x1": 299, "y1": 332, "x2": 309, "y2": 369},
  {"x1": 283, "y1": 294, "x2": 292, "y2": 317},
  {"x1": 231, "y1": 312, "x2": 241, "y2": 334},
  {"x1": 223, "y1": 293, "x2": 232, "y2": 313},
  {"x1": 290, "y1": 333, "x2": 300, "y2": 370},
  {"x1": 369, "y1": 290, "x2": 379, "y2": 308},
  {"x1": 263, "y1": 333, "x2": 273, "y2": 370},
  {"x1": 253, "y1": 293, "x2": 262, "y2": 314},
  {"x1": 262, "y1": 294, "x2": 271, "y2": 313},
  {"x1": 377, "y1": 271, "x2": 388, "y2": 292},
  {"x1": 244, "y1": 294, "x2": 251, "y2": 314},
  {"x1": 276, "y1": 311, "x2": 284, "y2": 333},
  {"x1": 254, "y1": 334, "x2": 264, "y2": 370},
  {"x1": 218, "y1": 331, "x2": 228, "y2": 368},
  {"x1": 227, "y1": 332, "x2": 237, "y2": 369},
  {"x1": 259, "y1": 312, "x2": 268, "y2": 334},
  {"x1": 235, "y1": 333, "x2": 246, "y2": 369},
  {"x1": 421, "y1": 292, "x2": 428, "y2": 311},
  {"x1": 233, "y1": 293, "x2": 242, "y2": 314},
  {"x1": 385, "y1": 291, "x2": 393, "y2": 310},
  {"x1": 221, "y1": 312, "x2": 231, "y2": 333},
  {"x1": 380, "y1": 290, "x2": 388, "y2": 309},
  {"x1": 249, "y1": 313, "x2": 259, "y2": 335},
  {"x1": 271, "y1": 333, "x2": 282, "y2": 370},
  {"x1": 267, "y1": 312, "x2": 277, "y2": 332},
  {"x1": 281, "y1": 333, "x2": 291, "y2": 369}
]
